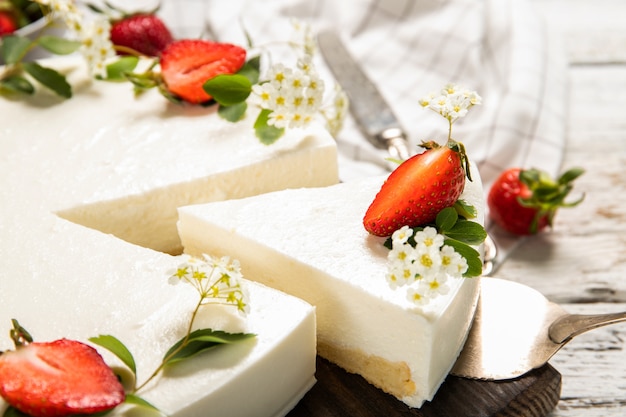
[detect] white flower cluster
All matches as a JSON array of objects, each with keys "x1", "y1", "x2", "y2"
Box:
[
  {"x1": 36, "y1": 0, "x2": 115, "y2": 78},
  {"x1": 169, "y1": 254, "x2": 250, "y2": 314},
  {"x1": 250, "y1": 60, "x2": 325, "y2": 129},
  {"x1": 419, "y1": 83, "x2": 482, "y2": 124},
  {"x1": 387, "y1": 226, "x2": 468, "y2": 307},
  {"x1": 250, "y1": 20, "x2": 348, "y2": 134}
]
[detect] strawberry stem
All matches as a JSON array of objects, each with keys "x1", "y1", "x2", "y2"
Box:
[{"x1": 9, "y1": 319, "x2": 33, "y2": 347}]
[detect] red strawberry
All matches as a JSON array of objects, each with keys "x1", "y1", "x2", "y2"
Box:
[
  {"x1": 0, "y1": 11, "x2": 17, "y2": 36},
  {"x1": 0, "y1": 339, "x2": 125, "y2": 417},
  {"x1": 110, "y1": 14, "x2": 174, "y2": 57},
  {"x1": 160, "y1": 39, "x2": 246, "y2": 104},
  {"x1": 487, "y1": 167, "x2": 585, "y2": 235},
  {"x1": 363, "y1": 140, "x2": 470, "y2": 237}
]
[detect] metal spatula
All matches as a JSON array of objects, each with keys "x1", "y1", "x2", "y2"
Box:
[{"x1": 451, "y1": 278, "x2": 626, "y2": 380}]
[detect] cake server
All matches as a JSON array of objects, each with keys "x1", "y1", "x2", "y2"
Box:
[
  {"x1": 451, "y1": 277, "x2": 626, "y2": 380},
  {"x1": 317, "y1": 30, "x2": 411, "y2": 164}
]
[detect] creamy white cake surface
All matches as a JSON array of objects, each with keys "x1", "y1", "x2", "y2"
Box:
[
  {"x1": 0, "y1": 57, "x2": 339, "y2": 416},
  {"x1": 178, "y1": 165, "x2": 484, "y2": 408}
]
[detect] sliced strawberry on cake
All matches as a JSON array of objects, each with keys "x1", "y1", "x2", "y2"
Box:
[
  {"x1": 160, "y1": 39, "x2": 247, "y2": 104},
  {"x1": 0, "y1": 322, "x2": 124, "y2": 417},
  {"x1": 363, "y1": 139, "x2": 471, "y2": 237}
]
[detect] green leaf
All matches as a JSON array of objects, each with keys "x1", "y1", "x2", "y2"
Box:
[
  {"x1": 443, "y1": 239, "x2": 482, "y2": 277},
  {"x1": 218, "y1": 101, "x2": 247, "y2": 122},
  {"x1": 22, "y1": 62, "x2": 71, "y2": 98},
  {"x1": 124, "y1": 393, "x2": 163, "y2": 414},
  {"x1": 558, "y1": 167, "x2": 585, "y2": 184},
  {"x1": 0, "y1": 75, "x2": 34, "y2": 95},
  {"x1": 444, "y1": 220, "x2": 487, "y2": 245},
  {"x1": 203, "y1": 74, "x2": 252, "y2": 106},
  {"x1": 435, "y1": 207, "x2": 458, "y2": 232},
  {"x1": 164, "y1": 329, "x2": 255, "y2": 366},
  {"x1": 254, "y1": 109, "x2": 284, "y2": 145},
  {"x1": 454, "y1": 199, "x2": 477, "y2": 219},
  {"x1": 237, "y1": 55, "x2": 261, "y2": 84},
  {"x1": 89, "y1": 335, "x2": 136, "y2": 375},
  {"x1": 105, "y1": 56, "x2": 140, "y2": 81},
  {"x1": 1, "y1": 35, "x2": 33, "y2": 64},
  {"x1": 36, "y1": 36, "x2": 81, "y2": 55},
  {"x1": 125, "y1": 71, "x2": 159, "y2": 89}
]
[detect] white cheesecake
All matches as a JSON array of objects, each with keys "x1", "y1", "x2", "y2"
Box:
[
  {"x1": 177, "y1": 166, "x2": 484, "y2": 408},
  {"x1": 0, "y1": 57, "x2": 338, "y2": 416}
]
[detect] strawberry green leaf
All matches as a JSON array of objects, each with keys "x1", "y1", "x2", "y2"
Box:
[
  {"x1": 164, "y1": 329, "x2": 255, "y2": 366},
  {"x1": 124, "y1": 394, "x2": 163, "y2": 415},
  {"x1": 23, "y1": 62, "x2": 71, "y2": 98},
  {"x1": 444, "y1": 219, "x2": 487, "y2": 245},
  {"x1": 558, "y1": 167, "x2": 585, "y2": 184},
  {"x1": 0, "y1": 75, "x2": 34, "y2": 95},
  {"x1": 454, "y1": 199, "x2": 477, "y2": 219},
  {"x1": 36, "y1": 35, "x2": 81, "y2": 55},
  {"x1": 237, "y1": 55, "x2": 261, "y2": 84},
  {"x1": 443, "y1": 239, "x2": 482, "y2": 277},
  {"x1": 1, "y1": 35, "x2": 33, "y2": 65},
  {"x1": 435, "y1": 207, "x2": 458, "y2": 232},
  {"x1": 105, "y1": 56, "x2": 139, "y2": 81},
  {"x1": 254, "y1": 109, "x2": 284, "y2": 145},
  {"x1": 218, "y1": 101, "x2": 247, "y2": 122},
  {"x1": 9, "y1": 319, "x2": 33, "y2": 347},
  {"x1": 203, "y1": 74, "x2": 252, "y2": 106},
  {"x1": 89, "y1": 335, "x2": 137, "y2": 375},
  {"x1": 125, "y1": 71, "x2": 159, "y2": 89}
]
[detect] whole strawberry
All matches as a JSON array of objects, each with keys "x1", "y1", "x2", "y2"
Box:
[
  {"x1": 0, "y1": 11, "x2": 17, "y2": 36},
  {"x1": 363, "y1": 140, "x2": 470, "y2": 237},
  {"x1": 160, "y1": 39, "x2": 246, "y2": 104},
  {"x1": 110, "y1": 13, "x2": 174, "y2": 56},
  {"x1": 487, "y1": 167, "x2": 585, "y2": 235},
  {"x1": 0, "y1": 321, "x2": 124, "y2": 417}
]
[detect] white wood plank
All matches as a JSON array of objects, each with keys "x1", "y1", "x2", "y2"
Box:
[{"x1": 531, "y1": 0, "x2": 626, "y2": 64}]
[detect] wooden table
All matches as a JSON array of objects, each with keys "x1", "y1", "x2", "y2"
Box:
[{"x1": 499, "y1": 1, "x2": 626, "y2": 415}]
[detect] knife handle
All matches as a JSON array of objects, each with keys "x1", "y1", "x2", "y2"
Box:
[{"x1": 376, "y1": 128, "x2": 411, "y2": 162}]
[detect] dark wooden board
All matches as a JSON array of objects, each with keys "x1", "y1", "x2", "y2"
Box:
[{"x1": 288, "y1": 357, "x2": 561, "y2": 417}]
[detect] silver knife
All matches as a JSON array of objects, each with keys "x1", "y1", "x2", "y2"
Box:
[{"x1": 317, "y1": 30, "x2": 411, "y2": 163}]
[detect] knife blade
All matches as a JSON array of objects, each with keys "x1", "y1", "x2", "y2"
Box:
[{"x1": 317, "y1": 30, "x2": 411, "y2": 163}]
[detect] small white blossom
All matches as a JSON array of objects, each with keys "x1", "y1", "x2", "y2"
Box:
[
  {"x1": 413, "y1": 226, "x2": 444, "y2": 249},
  {"x1": 440, "y1": 245, "x2": 468, "y2": 277},
  {"x1": 321, "y1": 84, "x2": 349, "y2": 137},
  {"x1": 253, "y1": 63, "x2": 323, "y2": 130},
  {"x1": 420, "y1": 83, "x2": 481, "y2": 124},
  {"x1": 35, "y1": 0, "x2": 115, "y2": 78},
  {"x1": 386, "y1": 225, "x2": 468, "y2": 308},
  {"x1": 289, "y1": 19, "x2": 316, "y2": 57},
  {"x1": 168, "y1": 254, "x2": 250, "y2": 314},
  {"x1": 391, "y1": 225, "x2": 413, "y2": 246},
  {"x1": 80, "y1": 17, "x2": 116, "y2": 78}
]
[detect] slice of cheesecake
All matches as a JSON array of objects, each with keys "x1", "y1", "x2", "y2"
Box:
[{"x1": 177, "y1": 166, "x2": 484, "y2": 407}]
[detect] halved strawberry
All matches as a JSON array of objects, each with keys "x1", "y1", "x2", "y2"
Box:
[
  {"x1": 0, "y1": 339, "x2": 125, "y2": 417},
  {"x1": 110, "y1": 13, "x2": 174, "y2": 57},
  {"x1": 160, "y1": 39, "x2": 246, "y2": 104},
  {"x1": 363, "y1": 140, "x2": 469, "y2": 237}
]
